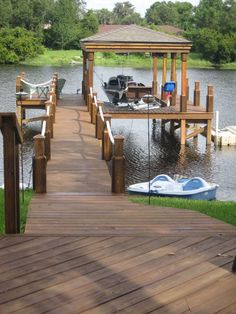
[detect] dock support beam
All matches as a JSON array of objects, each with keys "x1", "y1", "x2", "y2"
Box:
[{"x1": 180, "y1": 119, "x2": 186, "y2": 145}]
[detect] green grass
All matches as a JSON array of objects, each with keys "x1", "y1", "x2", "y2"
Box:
[
  {"x1": 23, "y1": 49, "x2": 82, "y2": 66},
  {"x1": 0, "y1": 189, "x2": 34, "y2": 233},
  {"x1": 22, "y1": 50, "x2": 236, "y2": 69},
  {"x1": 131, "y1": 197, "x2": 236, "y2": 226}
]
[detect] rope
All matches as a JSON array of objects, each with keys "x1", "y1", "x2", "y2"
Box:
[
  {"x1": 106, "y1": 121, "x2": 114, "y2": 145},
  {"x1": 99, "y1": 106, "x2": 104, "y2": 122},
  {"x1": 20, "y1": 79, "x2": 52, "y2": 88}
]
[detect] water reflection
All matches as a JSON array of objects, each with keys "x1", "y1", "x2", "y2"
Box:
[{"x1": 0, "y1": 65, "x2": 235, "y2": 200}]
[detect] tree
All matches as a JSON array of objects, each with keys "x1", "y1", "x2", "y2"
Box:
[
  {"x1": 145, "y1": 1, "x2": 179, "y2": 26},
  {"x1": 185, "y1": 28, "x2": 236, "y2": 65},
  {"x1": 172, "y1": 1, "x2": 194, "y2": 30},
  {"x1": 0, "y1": 0, "x2": 12, "y2": 28},
  {"x1": 45, "y1": 0, "x2": 81, "y2": 49},
  {"x1": 194, "y1": 0, "x2": 224, "y2": 31},
  {"x1": 79, "y1": 10, "x2": 99, "y2": 38},
  {"x1": 95, "y1": 9, "x2": 114, "y2": 25},
  {"x1": 0, "y1": 27, "x2": 43, "y2": 64},
  {"x1": 112, "y1": 1, "x2": 136, "y2": 23}
]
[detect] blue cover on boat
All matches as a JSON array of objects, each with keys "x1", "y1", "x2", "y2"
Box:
[
  {"x1": 163, "y1": 81, "x2": 176, "y2": 92},
  {"x1": 182, "y1": 178, "x2": 204, "y2": 191}
]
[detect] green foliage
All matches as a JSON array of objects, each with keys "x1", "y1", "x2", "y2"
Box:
[
  {"x1": 131, "y1": 197, "x2": 236, "y2": 227},
  {"x1": 95, "y1": 8, "x2": 114, "y2": 25},
  {"x1": 146, "y1": 1, "x2": 179, "y2": 26},
  {"x1": 0, "y1": 27, "x2": 44, "y2": 64},
  {"x1": 0, "y1": 0, "x2": 12, "y2": 28},
  {"x1": 185, "y1": 28, "x2": 236, "y2": 65},
  {"x1": 0, "y1": 189, "x2": 34, "y2": 234}
]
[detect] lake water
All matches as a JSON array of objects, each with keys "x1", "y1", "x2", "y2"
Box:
[{"x1": 0, "y1": 64, "x2": 235, "y2": 200}]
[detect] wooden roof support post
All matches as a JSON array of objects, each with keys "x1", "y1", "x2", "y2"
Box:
[
  {"x1": 180, "y1": 53, "x2": 187, "y2": 112},
  {"x1": 170, "y1": 53, "x2": 177, "y2": 106},
  {"x1": 86, "y1": 52, "x2": 94, "y2": 108},
  {"x1": 112, "y1": 135, "x2": 125, "y2": 193},
  {"x1": 161, "y1": 53, "x2": 167, "y2": 100},
  {"x1": 82, "y1": 50, "x2": 87, "y2": 97},
  {"x1": 152, "y1": 53, "x2": 158, "y2": 96},
  {"x1": 83, "y1": 51, "x2": 88, "y2": 100}
]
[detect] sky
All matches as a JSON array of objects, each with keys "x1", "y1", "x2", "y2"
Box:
[{"x1": 85, "y1": 0, "x2": 200, "y2": 17}]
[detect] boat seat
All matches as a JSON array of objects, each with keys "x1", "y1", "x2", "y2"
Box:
[
  {"x1": 182, "y1": 178, "x2": 205, "y2": 191},
  {"x1": 151, "y1": 174, "x2": 175, "y2": 185},
  {"x1": 56, "y1": 78, "x2": 66, "y2": 98}
]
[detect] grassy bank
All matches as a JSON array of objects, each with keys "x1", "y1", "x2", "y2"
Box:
[
  {"x1": 0, "y1": 189, "x2": 34, "y2": 233},
  {"x1": 23, "y1": 49, "x2": 236, "y2": 69},
  {"x1": 131, "y1": 197, "x2": 236, "y2": 227}
]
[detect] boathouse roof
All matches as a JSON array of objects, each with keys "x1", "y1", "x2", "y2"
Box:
[{"x1": 80, "y1": 24, "x2": 192, "y2": 53}]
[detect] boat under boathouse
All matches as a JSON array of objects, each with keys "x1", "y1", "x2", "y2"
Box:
[{"x1": 80, "y1": 24, "x2": 214, "y2": 145}]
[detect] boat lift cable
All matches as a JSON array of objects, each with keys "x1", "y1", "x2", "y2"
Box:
[
  {"x1": 148, "y1": 103, "x2": 151, "y2": 205},
  {"x1": 93, "y1": 69, "x2": 104, "y2": 84}
]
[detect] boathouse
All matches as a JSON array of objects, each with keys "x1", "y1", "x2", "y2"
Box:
[{"x1": 80, "y1": 24, "x2": 214, "y2": 145}]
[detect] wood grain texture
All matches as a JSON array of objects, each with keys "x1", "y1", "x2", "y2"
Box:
[{"x1": 1, "y1": 94, "x2": 235, "y2": 313}]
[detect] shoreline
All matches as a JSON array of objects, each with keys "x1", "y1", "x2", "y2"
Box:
[{"x1": 20, "y1": 50, "x2": 236, "y2": 70}]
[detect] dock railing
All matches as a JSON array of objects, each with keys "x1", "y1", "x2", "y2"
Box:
[
  {"x1": 32, "y1": 102, "x2": 52, "y2": 193},
  {"x1": 0, "y1": 113, "x2": 23, "y2": 233},
  {"x1": 89, "y1": 88, "x2": 125, "y2": 193}
]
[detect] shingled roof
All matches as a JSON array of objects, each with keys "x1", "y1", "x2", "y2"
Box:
[
  {"x1": 82, "y1": 24, "x2": 190, "y2": 44},
  {"x1": 80, "y1": 24, "x2": 192, "y2": 53}
]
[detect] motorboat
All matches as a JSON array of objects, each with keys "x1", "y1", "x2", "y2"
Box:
[
  {"x1": 127, "y1": 174, "x2": 219, "y2": 200},
  {"x1": 128, "y1": 94, "x2": 161, "y2": 110},
  {"x1": 102, "y1": 74, "x2": 145, "y2": 104}
]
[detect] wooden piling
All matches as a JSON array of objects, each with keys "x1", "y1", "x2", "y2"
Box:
[
  {"x1": 96, "y1": 102, "x2": 104, "y2": 139},
  {"x1": 180, "y1": 119, "x2": 186, "y2": 145},
  {"x1": 206, "y1": 85, "x2": 214, "y2": 112},
  {"x1": 102, "y1": 114, "x2": 112, "y2": 160},
  {"x1": 91, "y1": 102, "x2": 97, "y2": 124},
  {"x1": 16, "y1": 75, "x2": 22, "y2": 92},
  {"x1": 112, "y1": 135, "x2": 125, "y2": 193},
  {"x1": 33, "y1": 135, "x2": 47, "y2": 193},
  {"x1": 194, "y1": 81, "x2": 200, "y2": 106},
  {"x1": 44, "y1": 117, "x2": 51, "y2": 160}
]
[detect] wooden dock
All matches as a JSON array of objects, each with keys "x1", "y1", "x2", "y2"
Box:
[{"x1": 1, "y1": 94, "x2": 236, "y2": 313}]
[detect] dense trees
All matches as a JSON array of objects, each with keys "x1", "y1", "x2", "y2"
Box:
[
  {"x1": 185, "y1": 0, "x2": 236, "y2": 65},
  {"x1": 0, "y1": 27, "x2": 44, "y2": 64},
  {"x1": 0, "y1": 0, "x2": 235, "y2": 66}
]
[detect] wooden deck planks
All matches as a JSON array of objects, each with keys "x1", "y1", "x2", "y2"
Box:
[
  {"x1": 1, "y1": 94, "x2": 235, "y2": 313},
  {"x1": 0, "y1": 235, "x2": 235, "y2": 314}
]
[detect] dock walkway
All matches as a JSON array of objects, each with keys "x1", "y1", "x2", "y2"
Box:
[{"x1": 0, "y1": 95, "x2": 236, "y2": 314}]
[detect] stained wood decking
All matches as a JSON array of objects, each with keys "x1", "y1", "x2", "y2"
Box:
[{"x1": 1, "y1": 94, "x2": 236, "y2": 313}]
